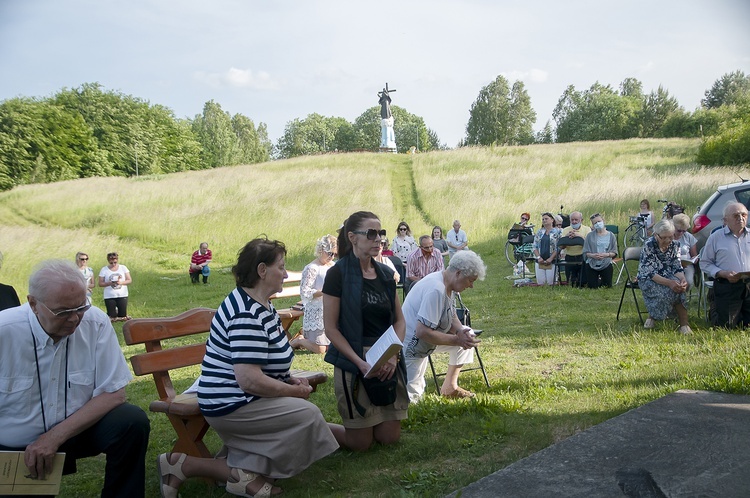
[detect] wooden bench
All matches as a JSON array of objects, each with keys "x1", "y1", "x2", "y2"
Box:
[
  {"x1": 122, "y1": 307, "x2": 327, "y2": 458},
  {"x1": 272, "y1": 270, "x2": 304, "y2": 338}
]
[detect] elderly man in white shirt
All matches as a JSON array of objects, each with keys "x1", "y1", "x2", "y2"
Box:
[
  {"x1": 0, "y1": 260, "x2": 150, "y2": 497},
  {"x1": 701, "y1": 202, "x2": 750, "y2": 328},
  {"x1": 446, "y1": 220, "x2": 468, "y2": 258}
]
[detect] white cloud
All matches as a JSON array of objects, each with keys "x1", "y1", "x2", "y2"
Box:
[
  {"x1": 639, "y1": 61, "x2": 656, "y2": 73},
  {"x1": 193, "y1": 67, "x2": 280, "y2": 90},
  {"x1": 502, "y1": 68, "x2": 549, "y2": 84}
]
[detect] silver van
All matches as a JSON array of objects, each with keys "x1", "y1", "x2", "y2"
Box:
[{"x1": 692, "y1": 180, "x2": 750, "y2": 250}]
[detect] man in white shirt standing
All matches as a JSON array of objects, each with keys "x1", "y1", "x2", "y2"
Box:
[
  {"x1": 446, "y1": 220, "x2": 468, "y2": 258},
  {"x1": 0, "y1": 260, "x2": 150, "y2": 497}
]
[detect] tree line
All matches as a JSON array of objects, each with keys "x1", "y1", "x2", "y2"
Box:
[
  {"x1": 0, "y1": 83, "x2": 271, "y2": 191},
  {"x1": 1, "y1": 71, "x2": 747, "y2": 191}
]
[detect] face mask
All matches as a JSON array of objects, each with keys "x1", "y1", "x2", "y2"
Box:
[
  {"x1": 571, "y1": 222, "x2": 581, "y2": 229},
  {"x1": 594, "y1": 221, "x2": 605, "y2": 230}
]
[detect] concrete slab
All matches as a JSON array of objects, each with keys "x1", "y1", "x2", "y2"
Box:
[{"x1": 451, "y1": 390, "x2": 750, "y2": 497}]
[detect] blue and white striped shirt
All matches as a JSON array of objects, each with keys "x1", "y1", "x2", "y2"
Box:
[{"x1": 198, "y1": 287, "x2": 293, "y2": 417}]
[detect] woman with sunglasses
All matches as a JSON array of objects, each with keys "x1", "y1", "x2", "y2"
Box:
[
  {"x1": 323, "y1": 211, "x2": 408, "y2": 451},
  {"x1": 390, "y1": 222, "x2": 416, "y2": 265},
  {"x1": 98, "y1": 252, "x2": 132, "y2": 322},
  {"x1": 291, "y1": 235, "x2": 338, "y2": 353},
  {"x1": 76, "y1": 252, "x2": 95, "y2": 304}
]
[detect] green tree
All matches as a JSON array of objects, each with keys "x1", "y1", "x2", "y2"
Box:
[
  {"x1": 0, "y1": 97, "x2": 104, "y2": 190},
  {"x1": 465, "y1": 75, "x2": 536, "y2": 146},
  {"x1": 553, "y1": 81, "x2": 642, "y2": 142},
  {"x1": 351, "y1": 107, "x2": 382, "y2": 150},
  {"x1": 552, "y1": 85, "x2": 584, "y2": 142},
  {"x1": 697, "y1": 95, "x2": 750, "y2": 166},
  {"x1": 535, "y1": 121, "x2": 554, "y2": 144},
  {"x1": 641, "y1": 86, "x2": 680, "y2": 137},
  {"x1": 231, "y1": 114, "x2": 267, "y2": 164},
  {"x1": 427, "y1": 128, "x2": 446, "y2": 150},
  {"x1": 276, "y1": 113, "x2": 338, "y2": 158},
  {"x1": 192, "y1": 100, "x2": 236, "y2": 167},
  {"x1": 702, "y1": 70, "x2": 750, "y2": 109},
  {"x1": 54, "y1": 83, "x2": 202, "y2": 176}
]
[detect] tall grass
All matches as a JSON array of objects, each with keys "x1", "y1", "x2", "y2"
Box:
[{"x1": 1, "y1": 138, "x2": 749, "y2": 497}]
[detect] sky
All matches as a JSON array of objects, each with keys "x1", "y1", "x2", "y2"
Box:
[{"x1": 1, "y1": 0, "x2": 749, "y2": 148}]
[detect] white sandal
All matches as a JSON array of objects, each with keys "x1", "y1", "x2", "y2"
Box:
[
  {"x1": 157, "y1": 453, "x2": 187, "y2": 498},
  {"x1": 226, "y1": 468, "x2": 276, "y2": 497}
]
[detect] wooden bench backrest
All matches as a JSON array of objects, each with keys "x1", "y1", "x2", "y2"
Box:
[{"x1": 122, "y1": 307, "x2": 215, "y2": 401}]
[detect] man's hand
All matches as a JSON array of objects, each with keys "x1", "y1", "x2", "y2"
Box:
[
  {"x1": 24, "y1": 432, "x2": 63, "y2": 480},
  {"x1": 724, "y1": 270, "x2": 741, "y2": 283}
]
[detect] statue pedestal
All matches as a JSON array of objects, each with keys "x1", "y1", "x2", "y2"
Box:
[
  {"x1": 380, "y1": 117, "x2": 397, "y2": 152},
  {"x1": 378, "y1": 147, "x2": 397, "y2": 154}
]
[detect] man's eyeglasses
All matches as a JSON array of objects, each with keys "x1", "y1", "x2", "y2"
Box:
[
  {"x1": 79, "y1": 257, "x2": 88, "y2": 261},
  {"x1": 589, "y1": 213, "x2": 601, "y2": 220},
  {"x1": 38, "y1": 301, "x2": 91, "y2": 318},
  {"x1": 421, "y1": 245, "x2": 434, "y2": 251},
  {"x1": 352, "y1": 229, "x2": 387, "y2": 241}
]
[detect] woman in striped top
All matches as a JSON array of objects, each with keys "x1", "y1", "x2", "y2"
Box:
[{"x1": 157, "y1": 238, "x2": 343, "y2": 498}]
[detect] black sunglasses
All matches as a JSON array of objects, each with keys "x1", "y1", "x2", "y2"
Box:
[{"x1": 352, "y1": 229, "x2": 387, "y2": 241}]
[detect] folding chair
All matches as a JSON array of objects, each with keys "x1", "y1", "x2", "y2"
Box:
[
  {"x1": 556, "y1": 235, "x2": 585, "y2": 286},
  {"x1": 427, "y1": 293, "x2": 490, "y2": 394},
  {"x1": 387, "y1": 255, "x2": 409, "y2": 299},
  {"x1": 697, "y1": 268, "x2": 713, "y2": 322},
  {"x1": 604, "y1": 224, "x2": 625, "y2": 285},
  {"x1": 616, "y1": 246, "x2": 648, "y2": 324}
]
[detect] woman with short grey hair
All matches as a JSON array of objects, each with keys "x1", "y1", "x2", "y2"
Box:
[
  {"x1": 447, "y1": 249, "x2": 487, "y2": 280},
  {"x1": 672, "y1": 214, "x2": 698, "y2": 291},
  {"x1": 402, "y1": 250, "x2": 486, "y2": 401},
  {"x1": 637, "y1": 219, "x2": 692, "y2": 334}
]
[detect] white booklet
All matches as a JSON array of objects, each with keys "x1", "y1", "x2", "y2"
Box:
[{"x1": 364, "y1": 325, "x2": 403, "y2": 378}]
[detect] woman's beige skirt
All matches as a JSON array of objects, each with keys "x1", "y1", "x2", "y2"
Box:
[
  {"x1": 334, "y1": 366, "x2": 409, "y2": 429},
  {"x1": 206, "y1": 396, "x2": 338, "y2": 479}
]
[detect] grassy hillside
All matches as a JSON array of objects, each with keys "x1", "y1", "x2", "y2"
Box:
[{"x1": 2, "y1": 138, "x2": 750, "y2": 497}]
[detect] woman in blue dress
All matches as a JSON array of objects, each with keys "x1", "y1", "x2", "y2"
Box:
[{"x1": 637, "y1": 219, "x2": 692, "y2": 335}]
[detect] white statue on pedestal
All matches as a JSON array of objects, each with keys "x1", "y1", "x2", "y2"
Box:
[{"x1": 378, "y1": 83, "x2": 397, "y2": 152}]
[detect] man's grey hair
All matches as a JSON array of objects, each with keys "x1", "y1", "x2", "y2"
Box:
[
  {"x1": 570, "y1": 211, "x2": 582, "y2": 219},
  {"x1": 447, "y1": 250, "x2": 486, "y2": 280},
  {"x1": 29, "y1": 260, "x2": 86, "y2": 302},
  {"x1": 652, "y1": 219, "x2": 675, "y2": 237},
  {"x1": 419, "y1": 235, "x2": 431, "y2": 245},
  {"x1": 723, "y1": 202, "x2": 748, "y2": 219}
]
